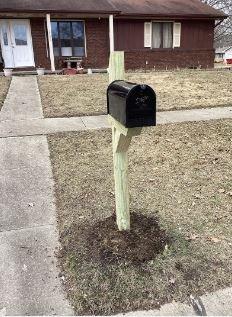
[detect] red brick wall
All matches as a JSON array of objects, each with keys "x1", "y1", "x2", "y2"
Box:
[
  {"x1": 30, "y1": 18, "x2": 110, "y2": 69},
  {"x1": 29, "y1": 17, "x2": 215, "y2": 70},
  {"x1": 30, "y1": 18, "x2": 50, "y2": 69},
  {"x1": 84, "y1": 18, "x2": 109, "y2": 68},
  {"x1": 124, "y1": 49, "x2": 215, "y2": 70}
]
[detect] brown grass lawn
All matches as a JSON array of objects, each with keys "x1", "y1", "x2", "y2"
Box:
[
  {"x1": 0, "y1": 77, "x2": 11, "y2": 110},
  {"x1": 39, "y1": 70, "x2": 232, "y2": 118},
  {"x1": 48, "y1": 119, "x2": 232, "y2": 315}
]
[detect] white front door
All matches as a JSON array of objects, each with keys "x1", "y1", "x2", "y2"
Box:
[
  {"x1": 0, "y1": 20, "x2": 14, "y2": 68},
  {"x1": 0, "y1": 19, "x2": 35, "y2": 68}
]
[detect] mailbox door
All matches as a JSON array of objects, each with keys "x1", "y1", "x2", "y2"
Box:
[
  {"x1": 126, "y1": 85, "x2": 156, "y2": 128},
  {"x1": 108, "y1": 92, "x2": 127, "y2": 126},
  {"x1": 107, "y1": 81, "x2": 135, "y2": 126}
]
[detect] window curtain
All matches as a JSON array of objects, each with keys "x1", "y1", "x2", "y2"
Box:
[
  {"x1": 163, "y1": 23, "x2": 173, "y2": 48},
  {"x1": 152, "y1": 23, "x2": 162, "y2": 48}
]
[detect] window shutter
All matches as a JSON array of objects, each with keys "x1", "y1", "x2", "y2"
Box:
[
  {"x1": 173, "y1": 22, "x2": 181, "y2": 48},
  {"x1": 144, "y1": 22, "x2": 152, "y2": 48}
]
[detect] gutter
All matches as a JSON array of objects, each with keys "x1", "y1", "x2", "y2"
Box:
[
  {"x1": 0, "y1": 8, "x2": 120, "y2": 15},
  {"x1": 215, "y1": 19, "x2": 225, "y2": 28},
  {"x1": 115, "y1": 13, "x2": 228, "y2": 20}
]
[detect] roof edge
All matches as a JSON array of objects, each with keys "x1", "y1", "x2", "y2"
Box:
[
  {"x1": 116, "y1": 13, "x2": 228, "y2": 20},
  {"x1": 0, "y1": 8, "x2": 120, "y2": 14},
  {"x1": 0, "y1": 6, "x2": 228, "y2": 19}
]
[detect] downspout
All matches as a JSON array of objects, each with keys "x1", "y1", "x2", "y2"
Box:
[{"x1": 215, "y1": 19, "x2": 224, "y2": 28}]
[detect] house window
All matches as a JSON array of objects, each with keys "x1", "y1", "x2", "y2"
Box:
[
  {"x1": 152, "y1": 22, "x2": 173, "y2": 49},
  {"x1": 51, "y1": 21, "x2": 85, "y2": 57},
  {"x1": 13, "y1": 24, "x2": 28, "y2": 46}
]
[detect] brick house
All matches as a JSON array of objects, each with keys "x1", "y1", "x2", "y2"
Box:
[{"x1": 0, "y1": 0, "x2": 227, "y2": 71}]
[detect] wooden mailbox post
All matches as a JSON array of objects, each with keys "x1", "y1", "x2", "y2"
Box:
[
  {"x1": 108, "y1": 52, "x2": 156, "y2": 231},
  {"x1": 109, "y1": 116, "x2": 142, "y2": 231}
]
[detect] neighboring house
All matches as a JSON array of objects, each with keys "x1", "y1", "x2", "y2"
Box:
[
  {"x1": 0, "y1": 0, "x2": 227, "y2": 71},
  {"x1": 215, "y1": 47, "x2": 232, "y2": 63}
]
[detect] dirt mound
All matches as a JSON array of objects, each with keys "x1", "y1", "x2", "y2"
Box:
[{"x1": 84, "y1": 213, "x2": 169, "y2": 265}]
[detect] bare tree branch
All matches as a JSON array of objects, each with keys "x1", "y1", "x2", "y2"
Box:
[{"x1": 202, "y1": 0, "x2": 232, "y2": 46}]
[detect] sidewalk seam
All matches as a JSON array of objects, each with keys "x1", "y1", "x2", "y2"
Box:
[{"x1": 0, "y1": 223, "x2": 56, "y2": 235}]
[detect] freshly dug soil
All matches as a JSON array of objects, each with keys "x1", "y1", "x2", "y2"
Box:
[{"x1": 60, "y1": 213, "x2": 169, "y2": 266}]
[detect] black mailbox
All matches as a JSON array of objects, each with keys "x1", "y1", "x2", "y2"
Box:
[{"x1": 107, "y1": 80, "x2": 156, "y2": 128}]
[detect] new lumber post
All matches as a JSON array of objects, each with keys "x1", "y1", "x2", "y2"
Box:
[{"x1": 108, "y1": 52, "x2": 142, "y2": 231}]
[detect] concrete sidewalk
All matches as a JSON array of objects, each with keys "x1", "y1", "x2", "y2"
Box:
[
  {"x1": 0, "y1": 136, "x2": 73, "y2": 315},
  {"x1": 0, "y1": 76, "x2": 43, "y2": 121},
  {"x1": 120, "y1": 287, "x2": 232, "y2": 316},
  {"x1": 0, "y1": 77, "x2": 73, "y2": 315},
  {"x1": 0, "y1": 106, "x2": 232, "y2": 138}
]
